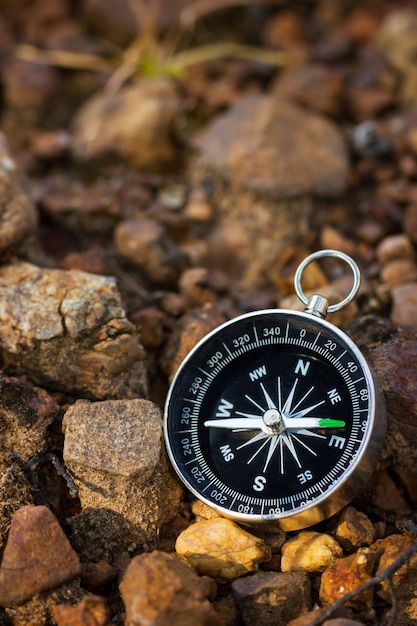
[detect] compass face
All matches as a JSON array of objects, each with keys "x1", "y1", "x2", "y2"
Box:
[{"x1": 164, "y1": 309, "x2": 385, "y2": 530}]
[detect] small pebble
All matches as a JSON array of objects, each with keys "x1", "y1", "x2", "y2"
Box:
[
  {"x1": 114, "y1": 217, "x2": 183, "y2": 285},
  {"x1": 120, "y1": 550, "x2": 219, "y2": 626},
  {"x1": 332, "y1": 507, "x2": 376, "y2": 553},
  {"x1": 320, "y1": 547, "x2": 377, "y2": 610},
  {"x1": 175, "y1": 518, "x2": 271, "y2": 583},
  {"x1": 232, "y1": 571, "x2": 311, "y2": 626},
  {"x1": 281, "y1": 531, "x2": 343, "y2": 573}
]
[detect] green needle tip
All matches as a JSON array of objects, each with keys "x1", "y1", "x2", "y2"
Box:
[{"x1": 319, "y1": 419, "x2": 345, "y2": 428}]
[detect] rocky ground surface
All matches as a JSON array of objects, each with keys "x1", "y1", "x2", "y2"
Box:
[{"x1": 0, "y1": 0, "x2": 417, "y2": 625}]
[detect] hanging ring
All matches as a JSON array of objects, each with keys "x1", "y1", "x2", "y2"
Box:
[{"x1": 294, "y1": 249, "x2": 361, "y2": 314}]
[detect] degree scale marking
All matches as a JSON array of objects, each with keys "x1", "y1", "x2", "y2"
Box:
[{"x1": 171, "y1": 314, "x2": 371, "y2": 517}]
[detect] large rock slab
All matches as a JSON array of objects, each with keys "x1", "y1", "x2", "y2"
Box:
[
  {"x1": 63, "y1": 399, "x2": 183, "y2": 561},
  {"x1": 0, "y1": 261, "x2": 147, "y2": 399}
]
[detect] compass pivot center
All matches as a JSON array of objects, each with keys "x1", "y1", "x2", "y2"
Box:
[{"x1": 263, "y1": 409, "x2": 284, "y2": 434}]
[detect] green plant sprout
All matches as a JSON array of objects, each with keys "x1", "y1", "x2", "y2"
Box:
[{"x1": 13, "y1": 0, "x2": 287, "y2": 94}]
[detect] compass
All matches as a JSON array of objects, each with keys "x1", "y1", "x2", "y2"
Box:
[{"x1": 164, "y1": 250, "x2": 386, "y2": 531}]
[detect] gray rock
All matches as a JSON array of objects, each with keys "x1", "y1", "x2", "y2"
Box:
[{"x1": 63, "y1": 399, "x2": 183, "y2": 561}]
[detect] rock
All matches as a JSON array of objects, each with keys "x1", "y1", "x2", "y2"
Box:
[
  {"x1": 0, "y1": 132, "x2": 38, "y2": 256},
  {"x1": 350, "y1": 319, "x2": 417, "y2": 469},
  {"x1": 281, "y1": 532, "x2": 343, "y2": 573},
  {"x1": 0, "y1": 505, "x2": 81, "y2": 607},
  {"x1": 376, "y1": 234, "x2": 416, "y2": 264},
  {"x1": 114, "y1": 217, "x2": 183, "y2": 285},
  {"x1": 63, "y1": 399, "x2": 183, "y2": 561},
  {"x1": 380, "y1": 259, "x2": 417, "y2": 288},
  {"x1": 0, "y1": 374, "x2": 60, "y2": 470},
  {"x1": 119, "y1": 550, "x2": 219, "y2": 626},
  {"x1": 231, "y1": 571, "x2": 311, "y2": 626},
  {"x1": 53, "y1": 595, "x2": 112, "y2": 626},
  {"x1": 163, "y1": 304, "x2": 226, "y2": 381},
  {"x1": 332, "y1": 507, "x2": 376, "y2": 553},
  {"x1": 175, "y1": 518, "x2": 271, "y2": 583},
  {"x1": 373, "y1": 534, "x2": 417, "y2": 602},
  {"x1": 80, "y1": 560, "x2": 116, "y2": 593},
  {"x1": 390, "y1": 283, "x2": 417, "y2": 328},
  {"x1": 195, "y1": 95, "x2": 349, "y2": 199},
  {"x1": 71, "y1": 80, "x2": 181, "y2": 170},
  {"x1": 273, "y1": 63, "x2": 344, "y2": 117},
  {"x1": 363, "y1": 469, "x2": 413, "y2": 519},
  {"x1": 179, "y1": 267, "x2": 213, "y2": 306},
  {"x1": 376, "y1": 9, "x2": 417, "y2": 107},
  {"x1": 0, "y1": 261, "x2": 147, "y2": 399},
  {"x1": 1, "y1": 60, "x2": 59, "y2": 140},
  {"x1": 319, "y1": 547, "x2": 377, "y2": 611},
  {"x1": 404, "y1": 203, "x2": 417, "y2": 243}
]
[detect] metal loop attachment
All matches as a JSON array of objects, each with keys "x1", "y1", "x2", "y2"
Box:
[{"x1": 294, "y1": 250, "x2": 361, "y2": 318}]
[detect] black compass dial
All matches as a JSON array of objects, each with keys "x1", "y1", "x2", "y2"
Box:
[{"x1": 164, "y1": 309, "x2": 384, "y2": 530}]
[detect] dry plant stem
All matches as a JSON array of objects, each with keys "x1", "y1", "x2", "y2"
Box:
[
  {"x1": 166, "y1": 42, "x2": 286, "y2": 72},
  {"x1": 13, "y1": 44, "x2": 114, "y2": 73},
  {"x1": 308, "y1": 541, "x2": 417, "y2": 626}
]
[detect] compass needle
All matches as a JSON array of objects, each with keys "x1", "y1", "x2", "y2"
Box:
[{"x1": 165, "y1": 250, "x2": 386, "y2": 531}]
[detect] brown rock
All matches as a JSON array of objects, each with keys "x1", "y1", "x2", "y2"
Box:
[
  {"x1": 163, "y1": 304, "x2": 226, "y2": 381},
  {"x1": 273, "y1": 63, "x2": 344, "y2": 117},
  {"x1": 120, "y1": 550, "x2": 219, "y2": 626},
  {"x1": 114, "y1": 217, "x2": 183, "y2": 285},
  {"x1": 175, "y1": 518, "x2": 271, "y2": 583},
  {"x1": 373, "y1": 534, "x2": 417, "y2": 602},
  {"x1": 195, "y1": 95, "x2": 348, "y2": 199},
  {"x1": 380, "y1": 259, "x2": 417, "y2": 288},
  {"x1": 232, "y1": 571, "x2": 311, "y2": 626},
  {"x1": 351, "y1": 319, "x2": 417, "y2": 467},
  {"x1": 0, "y1": 505, "x2": 81, "y2": 607},
  {"x1": 179, "y1": 267, "x2": 213, "y2": 306},
  {"x1": 320, "y1": 547, "x2": 377, "y2": 610},
  {"x1": 0, "y1": 374, "x2": 60, "y2": 470},
  {"x1": 390, "y1": 283, "x2": 417, "y2": 328},
  {"x1": 63, "y1": 399, "x2": 182, "y2": 561},
  {"x1": 404, "y1": 203, "x2": 417, "y2": 243},
  {"x1": 53, "y1": 595, "x2": 112, "y2": 626},
  {"x1": 71, "y1": 80, "x2": 181, "y2": 170},
  {"x1": 332, "y1": 507, "x2": 376, "y2": 553},
  {"x1": 281, "y1": 532, "x2": 343, "y2": 573},
  {"x1": 0, "y1": 132, "x2": 38, "y2": 256},
  {"x1": 0, "y1": 261, "x2": 147, "y2": 399},
  {"x1": 376, "y1": 234, "x2": 416, "y2": 264}
]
